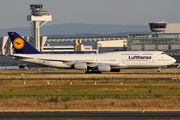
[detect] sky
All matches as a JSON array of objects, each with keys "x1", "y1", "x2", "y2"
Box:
[{"x1": 0, "y1": 0, "x2": 180, "y2": 29}]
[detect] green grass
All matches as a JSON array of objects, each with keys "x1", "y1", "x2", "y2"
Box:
[
  {"x1": 0, "y1": 70, "x2": 180, "y2": 101},
  {"x1": 0, "y1": 86, "x2": 179, "y2": 101},
  {"x1": 0, "y1": 69, "x2": 180, "y2": 111}
]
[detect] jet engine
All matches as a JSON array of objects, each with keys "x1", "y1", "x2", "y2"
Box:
[
  {"x1": 74, "y1": 63, "x2": 87, "y2": 70},
  {"x1": 97, "y1": 65, "x2": 111, "y2": 72}
]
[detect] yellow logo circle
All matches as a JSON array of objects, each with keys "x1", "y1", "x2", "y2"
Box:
[{"x1": 13, "y1": 38, "x2": 25, "y2": 49}]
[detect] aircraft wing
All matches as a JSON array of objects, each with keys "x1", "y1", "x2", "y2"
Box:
[
  {"x1": 38, "y1": 58, "x2": 126, "y2": 68},
  {"x1": 8, "y1": 55, "x2": 126, "y2": 68}
]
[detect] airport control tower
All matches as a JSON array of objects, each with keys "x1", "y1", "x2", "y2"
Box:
[{"x1": 27, "y1": 4, "x2": 52, "y2": 51}]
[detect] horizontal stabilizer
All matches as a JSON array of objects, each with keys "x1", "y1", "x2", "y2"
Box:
[{"x1": 8, "y1": 55, "x2": 33, "y2": 59}]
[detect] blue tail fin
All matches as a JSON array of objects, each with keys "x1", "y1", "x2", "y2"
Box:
[{"x1": 8, "y1": 32, "x2": 41, "y2": 54}]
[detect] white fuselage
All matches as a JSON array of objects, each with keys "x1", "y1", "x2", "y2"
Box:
[{"x1": 13, "y1": 51, "x2": 176, "y2": 69}]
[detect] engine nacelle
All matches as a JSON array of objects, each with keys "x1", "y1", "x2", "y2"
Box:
[
  {"x1": 74, "y1": 63, "x2": 87, "y2": 70},
  {"x1": 97, "y1": 65, "x2": 111, "y2": 72}
]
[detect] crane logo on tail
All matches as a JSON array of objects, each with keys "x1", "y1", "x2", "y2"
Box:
[{"x1": 13, "y1": 38, "x2": 25, "y2": 49}]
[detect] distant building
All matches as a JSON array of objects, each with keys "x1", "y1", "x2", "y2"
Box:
[{"x1": 44, "y1": 36, "x2": 127, "y2": 54}]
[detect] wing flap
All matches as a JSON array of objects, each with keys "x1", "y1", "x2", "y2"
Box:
[{"x1": 38, "y1": 58, "x2": 128, "y2": 68}]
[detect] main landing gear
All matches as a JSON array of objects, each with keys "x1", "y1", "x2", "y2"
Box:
[{"x1": 85, "y1": 68, "x2": 102, "y2": 74}]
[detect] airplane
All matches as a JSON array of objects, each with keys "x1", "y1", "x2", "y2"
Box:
[{"x1": 8, "y1": 32, "x2": 176, "y2": 73}]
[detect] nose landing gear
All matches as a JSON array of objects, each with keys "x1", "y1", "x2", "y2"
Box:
[{"x1": 157, "y1": 67, "x2": 161, "y2": 73}]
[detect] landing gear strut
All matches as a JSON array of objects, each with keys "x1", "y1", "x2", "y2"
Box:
[{"x1": 157, "y1": 67, "x2": 161, "y2": 73}]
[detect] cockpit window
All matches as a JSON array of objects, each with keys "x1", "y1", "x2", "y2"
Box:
[{"x1": 161, "y1": 53, "x2": 164, "y2": 55}]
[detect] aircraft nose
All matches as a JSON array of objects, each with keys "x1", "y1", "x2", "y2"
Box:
[{"x1": 172, "y1": 57, "x2": 176, "y2": 63}]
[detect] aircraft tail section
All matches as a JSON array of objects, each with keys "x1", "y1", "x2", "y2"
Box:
[{"x1": 8, "y1": 32, "x2": 41, "y2": 54}]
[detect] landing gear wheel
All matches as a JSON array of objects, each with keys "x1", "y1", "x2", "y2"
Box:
[
  {"x1": 85, "y1": 70, "x2": 102, "y2": 74},
  {"x1": 157, "y1": 67, "x2": 161, "y2": 73},
  {"x1": 85, "y1": 71, "x2": 90, "y2": 73},
  {"x1": 85, "y1": 67, "x2": 102, "y2": 74}
]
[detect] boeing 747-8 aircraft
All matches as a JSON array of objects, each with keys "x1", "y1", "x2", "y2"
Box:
[{"x1": 8, "y1": 32, "x2": 176, "y2": 73}]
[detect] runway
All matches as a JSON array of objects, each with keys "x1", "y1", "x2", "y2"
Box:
[{"x1": 0, "y1": 112, "x2": 179, "y2": 120}]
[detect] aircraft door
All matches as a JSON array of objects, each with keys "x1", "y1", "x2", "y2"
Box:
[
  {"x1": 151, "y1": 53, "x2": 156, "y2": 63},
  {"x1": 122, "y1": 59, "x2": 125, "y2": 64},
  {"x1": 148, "y1": 59, "x2": 151, "y2": 63},
  {"x1": 152, "y1": 58, "x2": 155, "y2": 63}
]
